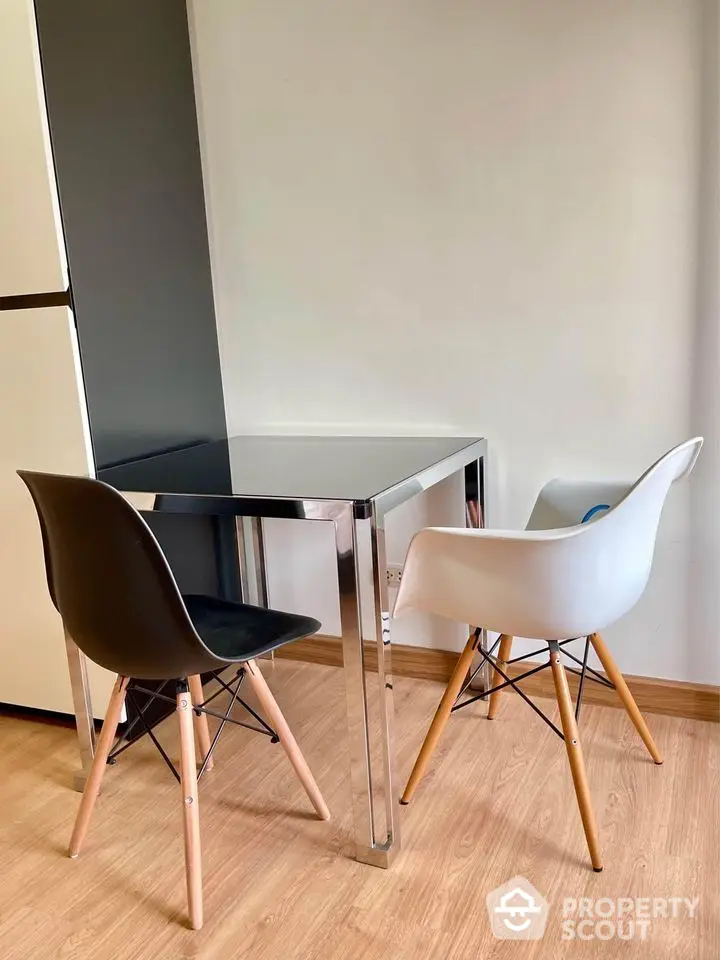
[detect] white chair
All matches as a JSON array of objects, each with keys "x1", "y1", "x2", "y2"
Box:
[{"x1": 394, "y1": 438, "x2": 703, "y2": 872}]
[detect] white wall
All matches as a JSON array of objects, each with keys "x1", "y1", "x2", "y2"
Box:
[
  {"x1": 689, "y1": 0, "x2": 720, "y2": 680},
  {"x1": 190, "y1": 0, "x2": 719, "y2": 682}
]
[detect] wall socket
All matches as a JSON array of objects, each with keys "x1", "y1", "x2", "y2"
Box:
[{"x1": 386, "y1": 564, "x2": 403, "y2": 587}]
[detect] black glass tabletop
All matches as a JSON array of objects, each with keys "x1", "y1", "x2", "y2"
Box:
[{"x1": 99, "y1": 435, "x2": 484, "y2": 507}]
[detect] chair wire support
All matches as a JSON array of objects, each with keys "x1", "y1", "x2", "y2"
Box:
[
  {"x1": 106, "y1": 667, "x2": 279, "y2": 783},
  {"x1": 559, "y1": 643, "x2": 616, "y2": 690},
  {"x1": 456, "y1": 632, "x2": 500, "y2": 700},
  {"x1": 451, "y1": 636, "x2": 612, "y2": 740}
]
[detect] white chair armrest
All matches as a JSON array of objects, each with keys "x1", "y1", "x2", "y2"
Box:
[{"x1": 393, "y1": 524, "x2": 645, "y2": 641}]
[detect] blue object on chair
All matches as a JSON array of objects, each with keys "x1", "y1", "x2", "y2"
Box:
[{"x1": 581, "y1": 504, "x2": 611, "y2": 524}]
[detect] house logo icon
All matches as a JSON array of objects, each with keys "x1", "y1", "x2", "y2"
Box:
[{"x1": 486, "y1": 876, "x2": 549, "y2": 940}]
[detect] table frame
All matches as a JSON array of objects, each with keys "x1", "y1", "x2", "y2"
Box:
[{"x1": 65, "y1": 438, "x2": 487, "y2": 866}]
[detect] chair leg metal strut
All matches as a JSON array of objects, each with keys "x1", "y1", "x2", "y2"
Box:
[
  {"x1": 106, "y1": 668, "x2": 280, "y2": 781},
  {"x1": 452, "y1": 636, "x2": 609, "y2": 731},
  {"x1": 402, "y1": 633, "x2": 663, "y2": 871}
]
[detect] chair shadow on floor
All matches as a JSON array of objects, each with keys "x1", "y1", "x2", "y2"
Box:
[
  {"x1": 401, "y1": 781, "x2": 590, "y2": 873},
  {"x1": 217, "y1": 795, "x2": 321, "y2": 822}
]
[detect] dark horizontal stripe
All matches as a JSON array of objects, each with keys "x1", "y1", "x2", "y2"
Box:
[
  {"x1": 0, "y1": 290, "x2": 71, "y2": 311},
  {"x1": 98, "y1": 440, "x2": 207, "y2": 471}
]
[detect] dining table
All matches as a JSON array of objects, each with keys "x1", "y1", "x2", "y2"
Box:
[{"x1": 65, "y1": 434, "x2": 488, "y2": 867}]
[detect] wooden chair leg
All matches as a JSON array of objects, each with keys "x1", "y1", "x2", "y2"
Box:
[
  {"x1": 244, "y1": 659, "x2": 331, "y2": 821},
  {"x1": 69, "y1": 675, "x2": 128, "y2": 858},
  {"x1": 177, "y1": 683, "x2": 203, "y2": 930},
  {"x1": 487, "y1": 634, "x2": 513, "y2": 720},
  {"x1": 401, "y1": 631, "x2": 479, "y2": 804},
  {"x1": 550, "y1": 650, "x2": 603, "y2": 872},
  {"x1": 589, "y1": 632, "x2": 663, "y2": 764},
  {"x1": 188, "y1": 674, "x2": 214, "y2": 773}
]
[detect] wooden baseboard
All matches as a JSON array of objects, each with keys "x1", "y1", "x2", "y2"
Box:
[{"x1": 275, "y1": 635, "x2": 720, "y2": 724}]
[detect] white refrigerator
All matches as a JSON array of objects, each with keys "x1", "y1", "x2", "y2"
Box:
[{"x1": 0, "y1": 0, "x2": 114, "y2": 717}]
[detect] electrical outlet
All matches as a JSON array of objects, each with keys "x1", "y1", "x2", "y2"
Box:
[{"x1": 386, "y1": 564, "x2": 403, "y2": 587}]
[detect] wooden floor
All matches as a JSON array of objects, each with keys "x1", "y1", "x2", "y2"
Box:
[{"x1": 0, "y1": 660, "x2": 717, "y2": 959}]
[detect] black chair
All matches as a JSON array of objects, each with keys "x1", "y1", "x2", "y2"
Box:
[{"x1": 18, "y1": 470, "x2": 330, "y2": 931}]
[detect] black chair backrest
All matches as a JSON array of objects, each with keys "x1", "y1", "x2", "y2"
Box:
[{"x1": 18, "y1": 471, "x2": 226, "y2": 680}]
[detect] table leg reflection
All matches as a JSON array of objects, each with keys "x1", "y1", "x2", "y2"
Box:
[
  {"x1": 467, "y1": 457, "x2": 490, "y2": 693},
  {"x1": 236, "y1": 516, "x2": 269, "y2": 608},
  {"x1": 65, "y1": 627, "x2": 96, "y2": 791}
]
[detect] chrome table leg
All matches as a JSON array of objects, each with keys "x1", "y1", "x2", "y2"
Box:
[
  {"x1": 335, "y1": 504, "x2": 399, "y2": 867},
  {"x1": 367, "y1": 508, "x2": 400, "y2": 863}
]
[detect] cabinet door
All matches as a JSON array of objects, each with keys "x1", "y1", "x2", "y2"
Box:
[
  {"x1": 0, "y1": 307, "x2": 114, "y2": 716},
  {"x1": 0, "y1": 0, "x2": 66, "y2": 296}
]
